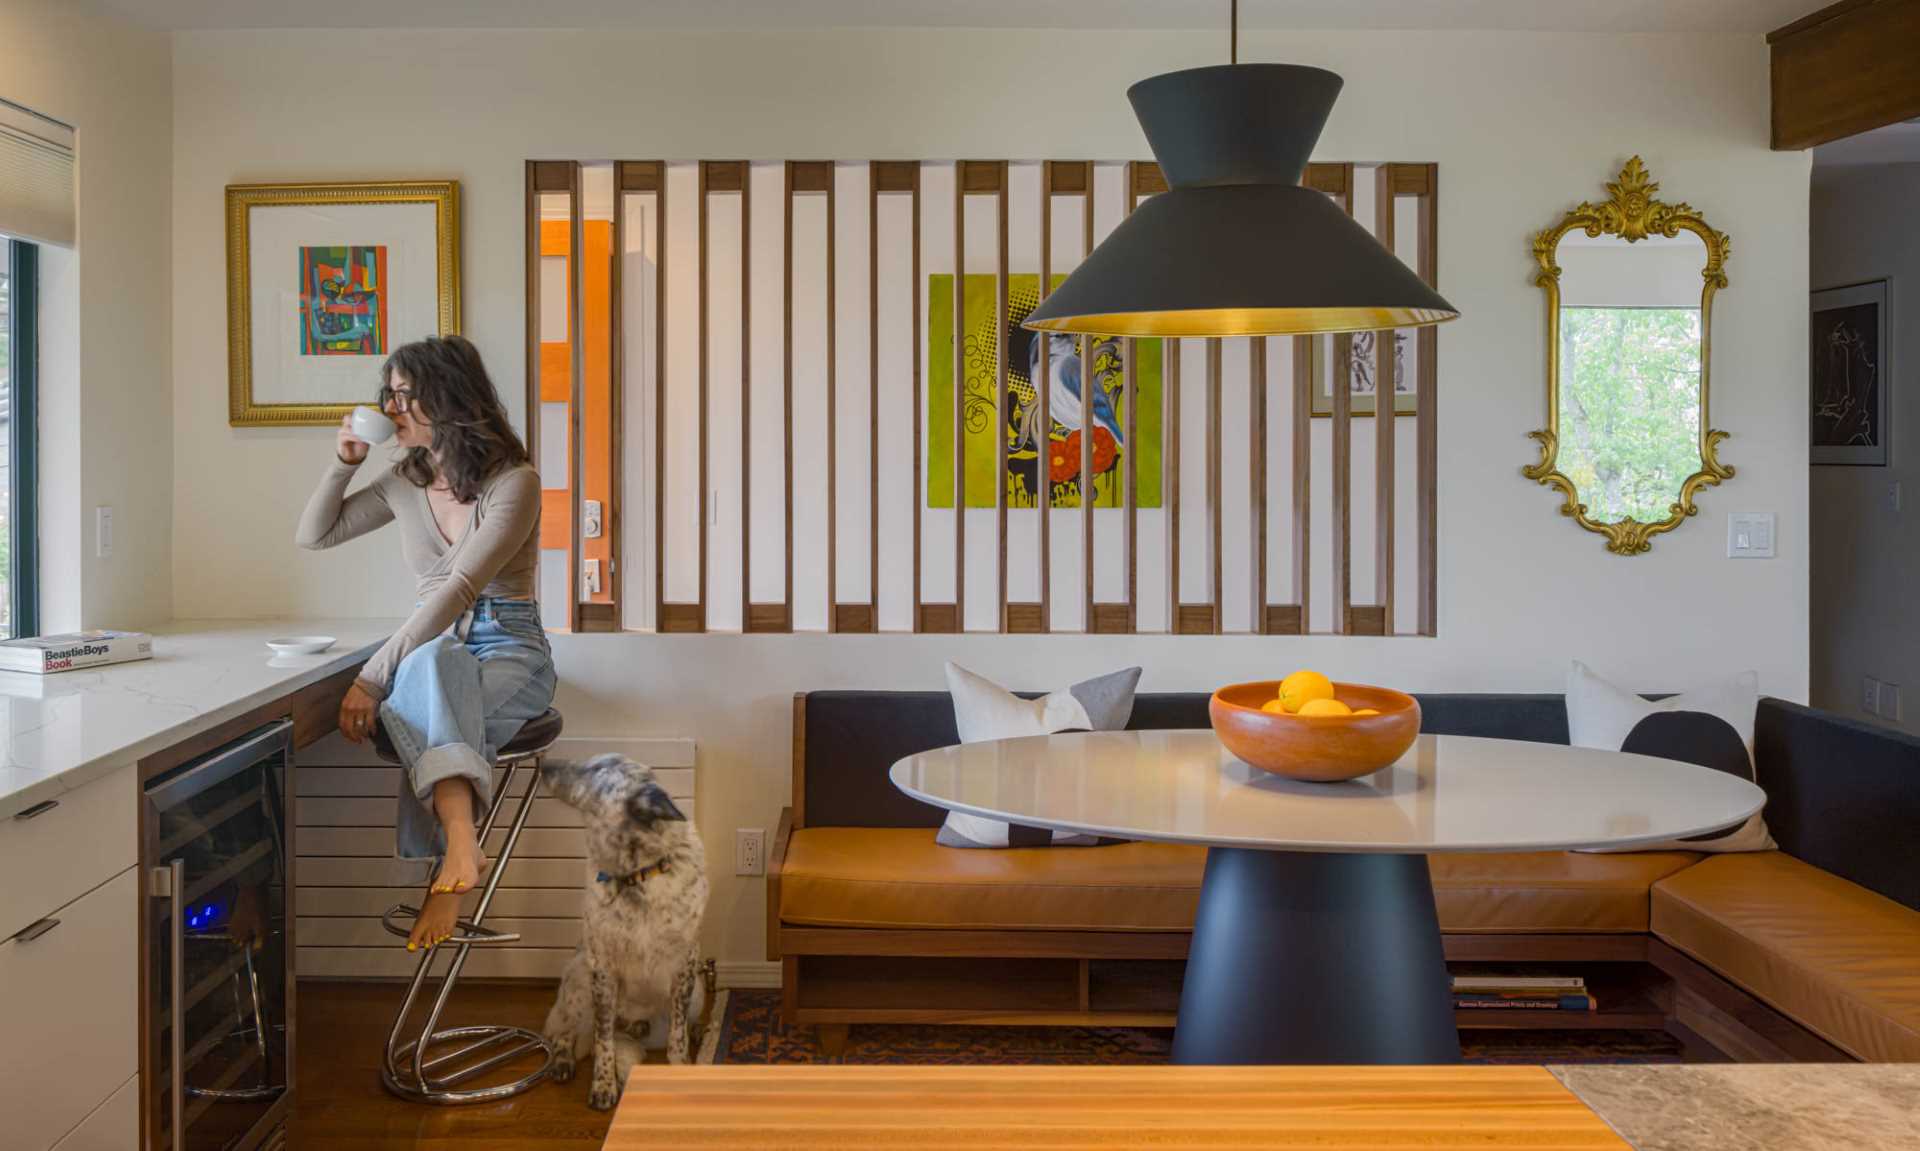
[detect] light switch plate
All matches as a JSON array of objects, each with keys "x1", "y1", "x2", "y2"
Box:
[
  {"x1": 1864, "y1": 677, "x2": 1882, "y2": 716},
  {"x1": 1882, "y1": 683, "x2": 1901, "y2": 723},
  {"x1": 1727, "y1": 513, "x2": 1776, "y2": 559}
]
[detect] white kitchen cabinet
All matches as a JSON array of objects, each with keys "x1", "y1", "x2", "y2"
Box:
[
  {"x1": 50, "y1": 1074, "x2": 138, "y2": 1151},
  {"x1": 0, "y1": 867, "x2": 138, "y2": 1151}
]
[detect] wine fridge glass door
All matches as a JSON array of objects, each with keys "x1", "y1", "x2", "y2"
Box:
[{"x1": 146, "y1": 721, "x2": 292, "y2": 1150}]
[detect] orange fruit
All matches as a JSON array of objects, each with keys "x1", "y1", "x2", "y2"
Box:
[
  {"x1": 1277, "y1": 670, "x2": 1335, "y2": 714},
  {"x1": 1352, "y1": 708, "x2": 1380, "y2": 716},
  {"x1": 1259, "y1": 699, "x2": 1289, "y2": 714},
  {"x1": 1296, "y1": 698, "x2": 1353, "y2": 717}
]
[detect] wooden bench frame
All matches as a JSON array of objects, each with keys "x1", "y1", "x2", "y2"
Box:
[{"x1": 769, "y1": 693, "x2": 1855, "y2": 1061}]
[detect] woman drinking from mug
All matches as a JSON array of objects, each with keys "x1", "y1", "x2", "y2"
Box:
[{"x1": 295, "y1": 335, "x2": 553, "y2": 952}]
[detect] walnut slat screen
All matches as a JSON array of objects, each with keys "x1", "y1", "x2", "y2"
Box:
[{"x1": 526, "y1": 160, "x2": 1440, "y2": 636}]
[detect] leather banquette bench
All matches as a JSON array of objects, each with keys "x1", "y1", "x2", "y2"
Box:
[{"x1": 769, "y1": 692, "x2": 1920, "y2": 1061}]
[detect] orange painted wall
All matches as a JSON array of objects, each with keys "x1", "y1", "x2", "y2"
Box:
[{"x1": 536, "y1": 218, "x2": 615, "y2": 606}]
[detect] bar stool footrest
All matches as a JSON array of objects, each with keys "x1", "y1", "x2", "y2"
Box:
[{"x1": 380, "y1": 904, "x2": 523, "y2": 945}]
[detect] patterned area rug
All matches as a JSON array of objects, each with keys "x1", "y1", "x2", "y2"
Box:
[{"x1": 707, "y1": 990, "x2": 1684, "y2": 1066}]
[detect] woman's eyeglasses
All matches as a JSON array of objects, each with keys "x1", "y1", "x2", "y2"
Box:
[{"x1": 377, "y1": 385, "x2": 414, "y2": 414}]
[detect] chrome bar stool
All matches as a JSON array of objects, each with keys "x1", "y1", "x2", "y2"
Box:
[{"x1": 371, "y1": 707, "x2": 564, "y2": 1104}]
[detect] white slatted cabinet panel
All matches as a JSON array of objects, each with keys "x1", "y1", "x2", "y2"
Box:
[{"x1": 294, "y1": 733, "x2": 695, "y2": 980}]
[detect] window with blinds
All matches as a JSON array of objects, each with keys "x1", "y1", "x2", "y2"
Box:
[{"x1": 0, "y1": 99, "x2": 75, "y2": 249}]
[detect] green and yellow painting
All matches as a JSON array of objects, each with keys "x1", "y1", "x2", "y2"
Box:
[{"x1": 929, "y1": 274, "x2": 1162, "y2": 509}]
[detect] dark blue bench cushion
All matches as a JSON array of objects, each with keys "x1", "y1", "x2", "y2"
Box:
[{"x1": 1755, "y1": 699, "x2": 1920, "y2": 911}]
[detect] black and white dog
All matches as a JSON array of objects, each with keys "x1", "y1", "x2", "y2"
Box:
[{"x1": 540, "y1": 755, "x2": 708, "y2": 1109}]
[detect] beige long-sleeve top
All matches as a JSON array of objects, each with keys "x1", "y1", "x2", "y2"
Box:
[{"x1": 296, "y1": 457, "x2": 542, "y2": 699}]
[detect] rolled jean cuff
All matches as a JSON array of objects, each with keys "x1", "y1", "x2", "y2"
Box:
[{"x1": 410, "y1": 742, "x2": 494, "y2": 807}]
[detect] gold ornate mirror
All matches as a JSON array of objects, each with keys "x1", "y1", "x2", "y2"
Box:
[{"x1": 1525, "y1": 157, "x2": 1733, "y2": 554}]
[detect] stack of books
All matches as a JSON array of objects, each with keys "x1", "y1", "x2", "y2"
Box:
[
  {"x1": 1451, "y1": 974, "x2": 1596, "y2": 1012},
  {"x1": 0, "y1": 630, "x2": 153, "y2": 674}
]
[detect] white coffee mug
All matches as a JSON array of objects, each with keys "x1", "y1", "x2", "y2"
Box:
[{"x1": 350, "y1": 405, "x2": 397, "y2": 445}]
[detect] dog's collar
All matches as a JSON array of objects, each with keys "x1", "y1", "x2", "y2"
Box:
[{"x1": 596, "y1": 858, "x2": 671, "y2": 891}]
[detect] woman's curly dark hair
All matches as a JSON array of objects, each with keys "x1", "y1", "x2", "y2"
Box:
[{"x1": 381, "y1": 335, "x2": 529, "y2": 503}]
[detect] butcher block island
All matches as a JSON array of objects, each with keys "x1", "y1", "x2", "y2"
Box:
[{"x1": 0, "y1": 619, "x2": 396, "y2": 1151}]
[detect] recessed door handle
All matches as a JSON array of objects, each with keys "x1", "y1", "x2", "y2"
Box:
[
  {"x1": 12, "y1": 799, "x2": 59, "y2": 820},
  {"x1": 11, "y1": 917, "x2": 59, "y2": 943}
]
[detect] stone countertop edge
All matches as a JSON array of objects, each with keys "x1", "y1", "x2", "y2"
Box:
[
  {"x1": 0, "y1": 619, "x2": 400, "y2": 821},
  {"x1": 1550, "y1": 1063, "x2": 1920, "y2": 1151}
]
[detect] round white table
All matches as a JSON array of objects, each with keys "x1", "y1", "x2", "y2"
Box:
[{"x1": 890, "y1": 730, "x2": 1765, "y2": 1065}]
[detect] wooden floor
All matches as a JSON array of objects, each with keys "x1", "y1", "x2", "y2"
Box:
[{"x1": 292, "y1": 980, "x2": 617, "y2": 1150}]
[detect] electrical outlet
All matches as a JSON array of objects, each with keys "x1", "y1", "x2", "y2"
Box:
[
  {"x1": 1881, "y1": 683, "x2": 1902, "y2": 723},
  {"x1": 735, "y1": 828, "x2": 766, "y2": 876},
  {"x1": 1863, "y1": 677, "x2": 1882, "y2": 716},
  {"x1": 1890, "y1": 482, "x2": 1904, "y2": 514}
]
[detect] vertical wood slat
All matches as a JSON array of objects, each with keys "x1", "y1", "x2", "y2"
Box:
[
  {"x1": 948, "y1": 165, "x2": 965, "y2": 633},
  {"x1": 891, "y1": 165, "x2": 927, "y2": 632},
  {"x1": 1250, "y1": 337, "x2": 1267, "y2": 632},
  {"x1": 1414, "y1": 163, "x2": 1439, "y2": 637},
  {"x1": 522, "y1": 162, "x2": 543, "y2": 613},
  {"x1": 565, "y1": 164, "x2": 585, "y2": 634},
  {"x1": 1374, "y1": 164, "x2": 1397, "y2": 635},
  {"x1": 993, "y1": 167, "x2": 1010, "y2": 633},
  {"x1": 1119, "y1": 163, "x2": 1162, "y2": 633},
  {"x1": 1169, "y1": 339, "x2": 1185, "y2": 632},
  {"x1": 1208, "y1": 338, "x2": 1223, "y2": 635},
  {"x1": 1322, "y1": 163, "x2": 1357, "y2": 636},
  {"x1": 784, "y1": 162, "x2": 833, "y2": 633},
  {"x1": 860, "y1": 164, "x2": 917, "y2": 633},
  {"x1": 617, "y1": 162, "x2": 664, "y2": 634},
  {"x1": 1332, "y1": 331, "x2": 1352, "y2": 635},
  {"x1": 1080, "y1": 185, "x2": 1095, "y2": 633},
  {"x1": 1033, "y1": 165, "x2": 1059, "y2": 631},
  {"x1": 1290, "y1": 335, "x2": 1311, "y2": 634},
  {"x1": 693, "y1": 164, "x2": 734, "y2": 630}
]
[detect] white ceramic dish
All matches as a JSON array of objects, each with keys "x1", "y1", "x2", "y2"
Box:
[{"x1": 265, "y1": 635, "x2": 336, "y2": 656}]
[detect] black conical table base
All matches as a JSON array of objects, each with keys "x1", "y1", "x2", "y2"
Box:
[{"x1": 1170, "y1": 847, "x2": 1459, "y2": 1065}]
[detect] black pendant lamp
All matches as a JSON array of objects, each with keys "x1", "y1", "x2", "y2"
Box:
[{"x1": 1023, "y1": 5, "x2": 1458, "y2": 338}]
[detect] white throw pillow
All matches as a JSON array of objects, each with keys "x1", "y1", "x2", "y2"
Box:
[
  {"x1": 1567, "y1": 661, "x2": 1774, "y2": 853},
  {"x1": 936, "y1": 662, "x2": 1141, "y2": 849}
]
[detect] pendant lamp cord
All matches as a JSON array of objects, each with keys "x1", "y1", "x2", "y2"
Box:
[{"x1": 1230, "y1": 0, "x2": 1238, "y2": 63}]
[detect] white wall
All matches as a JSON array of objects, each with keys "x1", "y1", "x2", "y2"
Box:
[
  {"x1": 1810, "y1": 164, "x2": 1918, "y2": 731},
  {"x1": 1, "y1": 0, "x2": 172, "y2": 630},
  {"x1": 171, "y1": 26, "x2": 1809, "y2": 965}
]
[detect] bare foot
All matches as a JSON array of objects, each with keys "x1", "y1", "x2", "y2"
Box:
[
  {"x1": 407, "y1": 888, "x2": 463, "y2": 951},
  {"x1": 432, "y1": 825, "x2": 486, "y2": 897}
]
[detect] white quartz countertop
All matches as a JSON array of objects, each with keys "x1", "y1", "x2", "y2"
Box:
[{"x1": 0, "y1": 619, "x2": 400, "y2": 820}]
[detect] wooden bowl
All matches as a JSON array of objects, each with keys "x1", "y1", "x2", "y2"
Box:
[{"x1": 1209, "y1": 681, "x2": 1422, "y2": 782}]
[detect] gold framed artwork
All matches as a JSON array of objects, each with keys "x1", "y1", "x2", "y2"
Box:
[
  {"x1": 1307, "y1": 329, "x2": 1417, "y2": 417},
  {"x1": 226, "y1": 180, "x2": 460, "y2": 426}
]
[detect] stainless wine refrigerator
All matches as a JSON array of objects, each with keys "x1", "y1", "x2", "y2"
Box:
[{"x1": 142, "y1": 720, "x2": 294, "y2": 1151}]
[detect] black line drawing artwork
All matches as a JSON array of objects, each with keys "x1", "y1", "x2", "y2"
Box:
[{"x1": 1811, "y1": 281, "x2": 1889, "y2": 466}]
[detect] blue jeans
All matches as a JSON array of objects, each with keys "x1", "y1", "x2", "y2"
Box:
[{"x1": 379, "y1": 598, "x2": 557, "y2": 860}]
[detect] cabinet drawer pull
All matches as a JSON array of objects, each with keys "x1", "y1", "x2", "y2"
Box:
[
  {"x1": 12, "y1": 917, "x2": 60, "y2": 943},
  {"x1": 12, "y1": 799, "x2": 59, "y2": 820}
]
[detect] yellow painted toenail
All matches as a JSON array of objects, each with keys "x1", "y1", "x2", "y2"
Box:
[{"x1": 407, "y1": 942, "x2": 417, "y2": 951}]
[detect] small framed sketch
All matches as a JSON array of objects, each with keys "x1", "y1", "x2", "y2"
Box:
[
  {"x1": 1811, "y1": 279, "x2": 1889, "y2": 466},
  {"x1": 226, "y1": 180, "x2": 460, "y2": 426},
  {"x1": 1309, "y1": 329, "x2": 1417, "y2": 416}
]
